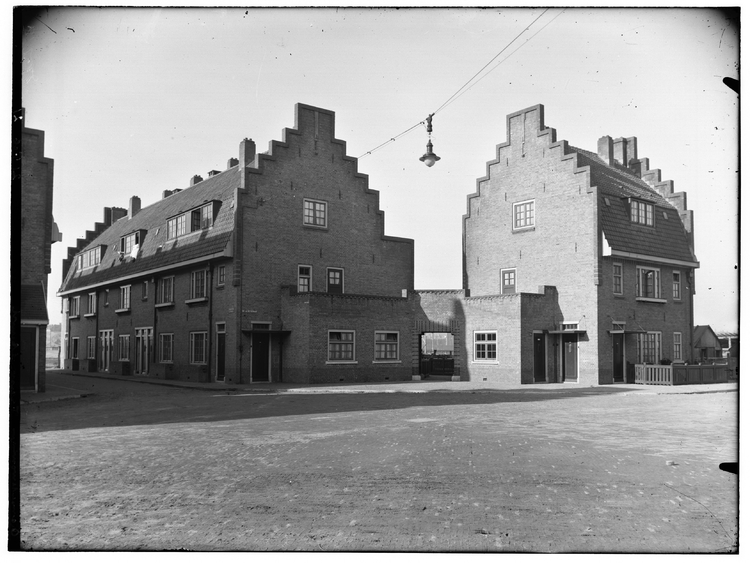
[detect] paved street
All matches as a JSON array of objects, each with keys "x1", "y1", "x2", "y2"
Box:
[{"x1": 18, "y1": 372, "x2": 738, "y2": 552}]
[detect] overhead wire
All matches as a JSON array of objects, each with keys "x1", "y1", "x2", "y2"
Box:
[{"x1": 357, "y1": 8, "x2": 560, "y2": 160}]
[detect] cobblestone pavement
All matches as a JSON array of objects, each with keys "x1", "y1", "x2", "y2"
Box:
[{"x1": 18, "y1": 372, "x2": 738, "y2": 552}]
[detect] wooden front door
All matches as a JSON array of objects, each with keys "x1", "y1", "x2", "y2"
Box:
[
  {"x1": 562, "y1": 334, "x2": 578, "y2": 382},
  {"x1": 533, "y1": 333, "x2": 546, "y2": 382},
  {"x1": 612, "y1": 333, "x2": 624, "y2": 382},
  {"x1": 252, "y1": 332, "x2": 270, "y2": 382}
]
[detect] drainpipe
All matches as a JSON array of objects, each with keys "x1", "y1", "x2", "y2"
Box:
[{"x1": 207, "y1": 263, "x2": 213, "y2": 382}]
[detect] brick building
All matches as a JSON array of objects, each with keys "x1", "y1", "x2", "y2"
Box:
[
  {"x1": 19, "y1": 110, "x2": 62, "y2": 392},
  {"x1": 58, "y1": 104, "x2": 415, "y2": 384},
  {"x1": 58, "y1": 103, "x2": 698, "y2": 386},
  {"x1": 462, "y1": 104, "x2": 698, "y2": 385}
]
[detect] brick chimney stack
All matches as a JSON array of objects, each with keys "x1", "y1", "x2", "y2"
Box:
[
  {"x1": 128, "y1": 196, "x2": 141, "y2": 219},
  {"x1": 227, "y1": 157, "x2": 239, "y2": 170},
  {"x1": 239, "y1": 138, "x2": 256, "y2": 191},
  {"x1": 190, "y1": 175, "x2": 203, "y2": 186},
  {"x1": 597, "y1": 136, "x2": 613, "y2": 165}
]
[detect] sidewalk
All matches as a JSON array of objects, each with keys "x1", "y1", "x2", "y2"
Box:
[{"x1": 21, "y1": 369, "x2": 738, "y2": 404}]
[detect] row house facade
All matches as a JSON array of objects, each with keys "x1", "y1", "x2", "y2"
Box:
[{"x1": 58, "y1": 103, "x2": 698, "y2": 386}]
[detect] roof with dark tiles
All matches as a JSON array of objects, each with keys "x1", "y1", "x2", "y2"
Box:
[
  {"x1": 59, "y1": 167, "x2": 238, "y2": 294},
  {"x1": 571, "y1": 146, "x2": 697, "y2": 265}
]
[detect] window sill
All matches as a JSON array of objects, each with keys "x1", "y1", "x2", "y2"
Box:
[
  {"x1": 512, "y1": 226, "x2": 535, "y2": 234},
  {"x1": 636, "y1": 297, "x2": 667, "y2": 304},
  {"x1": 115, "y1": 308, "x2": 131, "y2": 314},
  {"x1": 84, "y1": 313, "x2": 96, "y2": 318},
  {"x1": 155, "y1": 302, "x2": 175, "y2": 308},
  {"x1": 372, "y1": 360, "x2": 402, "y2": 364},
  {"x1": 326, "y1": 361, "x2": 358, "y2": 365},
  {"x1": 472, "y1": 360, "x2": 499, "y2": 365},
  {"x1": 185, "y1": 297, "x2": 208, "y2": 304},
  {"x1": 69, "y1": 315, "x2": 80, "y2": 320},
  {"x1": 303, "y1": 224, "x2": 328, "y2": 231}
]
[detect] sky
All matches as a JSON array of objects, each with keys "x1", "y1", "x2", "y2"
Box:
[{"x1": 16, "y1": 4, "x2": 740, "y2": 332}]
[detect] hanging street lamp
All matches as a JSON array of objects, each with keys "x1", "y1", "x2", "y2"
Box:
[{"x1": 419, "y1": 113, "x2": 441, "y2": 167}]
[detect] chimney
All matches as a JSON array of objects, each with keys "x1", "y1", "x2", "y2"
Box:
[
  {"x1": 128, "y1": 196, "x2": 141, "y2": 219},
  {"x1": 162, "y1": 190, "x2": 173, "y2": 199},
  {"x1": 239, "y1": 138, "x2": 256, "y2": 191},
  {"x1": 597, "y1": 136, "x2": 613, "y2": 165},
  {"x1": 172, "y1": 188, "x2": 182, "y2": 195},
  {"x1": 612, "y1": 138, "x2": 627, "y2": 166},
  {"x1": 625, "y1": 136, "x2": 638, "y2": 165},
  {"x1": 207, "y1": 170, "x2": 221, "y2": 177},
  {"x1": 227, "y1": 157, "x2": 239, "y2": 169},
  {"x1": 190, "y1": 175, "x2": 203, "y2": 186}
]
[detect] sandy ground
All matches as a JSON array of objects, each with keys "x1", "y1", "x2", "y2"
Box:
[{"x1": 18, "y1": 373, "x2": 738, "y2": 552}]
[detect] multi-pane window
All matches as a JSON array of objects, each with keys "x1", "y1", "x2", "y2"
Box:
[
  {"x1": 512, "y1": 200, "x2": 535, "y2": 230},
  {"x1": 501, "y1": 269, "x2": 516, "y2": 294},
  {"x1": 121, "y1": 232, "x2": 139, "y2": 255},
  {"x1": 327, "y1": 268, "x2": 344, "y2": 294},
  {"x1": 613, "y1": 263, "x2": 623, "y2": 295},
  {"x1": 374, "y1": 332, "x2": 399, "y2": 361},
  {"x1": 87, "y1": 336, "x2": 96, "y2": 359},
  {"x1": 637, "y1": 332, "x2": 662, "y2": 364},
  {"x1": 142, "y1": 281, "x2": 148, "y2": 300},
  {"x1": 167, "y1": 215, "x2": 187, "y2": 239},
  {"x1": 71, "y1": 337, "x2": 79, "y2": 359},
  {"x1": 191, "y1": 204, "x2": 213, "y2": 232},
  {"x1": 190, "y1": 332, "x2": 207, "y2": 364},
  {"x1": 328, "y1": 331, "x2": 355, "y2": 362},
  {"x1": 118, "y1": 334, "x2": 130, "y2": 361},
  {"x1": 303, "y1": 199, "x2": 327, "y2": 227},
  {"x1": 87, "y1": 292, "x2": 97, "y2": 316},
  {"x1": 474, "y1": 331, "x2": 498, "y2": 361},
  {"x1": 672, "y1": 271, "x2": 682, "y2": 300},
  {"x1": 157, "y1": 277, "x2": 174, "y2": 304},
  {"x1": 119, "y1": 285, "x2": 131, "y2": 310},
  {"x1": 673, "y1": 332, "x2": 683, "y2": 361},
  {"x1": 298, "y1": 265, "x2": 312, "y2": 293},
  {"x1": 70, "y1": 296, "x2": 80, "y2": 317},
  {"x1": 630, "y1": 200, "x2": 654, "y2": 226},
  {"x1": 79, "y1": 246, "x2": 102, "y2": 269},
  {"x1": 217, "y1": 265, "x2": 226, "y2": 287},
  {"x1": 637, "y1": 267, "x2": 661, "y2": 299},
  {"x1": 159, "y1": 333, "x2": 174, "y2": 363},
  {"x1": 190, "y1": 270, "x2": 207, "y2": 299}
]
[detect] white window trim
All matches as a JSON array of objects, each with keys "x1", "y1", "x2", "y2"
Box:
[
  {"x1": 190, "y1": 331, "x2": 208, "y2": 365},
  {"x1": 637, "y1": 331, "x2": 662, "y2": 364},
  {"x1": 500, "y1": 268, "x2": 517, "y2": 295},
  {"x1": 71, "y1": 337, "x2": 79, "y2": 359},
  {"x1": 217, "y1": 265, "x2": 226, "y2": 287},
  {"x1": 473, "y1": 330, "x2": 499, "y2": 363},
  {"x1": 673, "y1": 332, "x2": 683, "y2": 361},
  {"x1": 512, "y1": 199, "x2": 535, "y2": 231},
  {"x1": 672, "y1": 270, "x2": 682, "y2": 301},
  {"x1": 69, "y1": 296, "x2": 81, "y2": 318},
  {"x1": 373, "y1": 331, "x2": 401, "y2": 363},
  {"x1": 84, "y1": 292, "x2": 97, "y2": 317},
  {"x1": 159, "y1": 333, "x2": 174, "y2": 364},
  {"x1": 636, "y1": 265, "x2": 663, "y2": 301},
  {"x1": 303, "y1": 198, "x2": 328, "y2": 228},
  {"x1": 188, "y1": 269, "x2": 208, "y2": 302},
  {"x1": 298, "y1": 264, "x2": 313, "y2": 293},
  {"x1": 118, "y1": 334, "x2": 130, "y2": 361},
  {"x1": 326, "y1": 267, "x2": 345, "y2": 294},
  {"x1": 326, "y1": 329, "x2": 357, "y2": 364},
  {"x1": 156, "y1": 276, "x2": 175, "y2": 306},
  {"x1": 116, "y1": 285, "x2": 131, "y2": 313},
  {"x1": 87, "y1": 336, "x2": 96, "y2": 359}
]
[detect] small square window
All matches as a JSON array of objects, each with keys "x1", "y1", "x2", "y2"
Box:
[{"x1": 512, "y1": 200, "x2": 535, "y2": 230}]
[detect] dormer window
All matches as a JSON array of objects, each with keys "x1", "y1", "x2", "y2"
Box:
[
  {"x1": 167, "y1": 202, "x2": 218, "y2": 240},
  {"x1": 78, "y1": 245, "x2": 104, "y2": 270},
  {"x1": 191, "y1": 203, "x2": 214, "y2": 231},
  {"x1": 630, "y1": 199, "x2": 654, "y2": 226},
  {"x1": 167, "y1": 215, "x2": 187, "y2": 240}
]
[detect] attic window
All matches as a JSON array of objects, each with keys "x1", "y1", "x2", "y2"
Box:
[
  {"x1": 630, "y1": 199, "x2": 654, "y2": 226},
  {"x1": 78, "y1": 245, "x2": 103, "y2": 270},
  {"x1": 663, "y1": 211, "x2": 668, "y2": 220},
  {"x1": 604, "y1": 197, "x2": 611, "y2": 206},
  {"x1": 191, "y1": 203, "x2": 214, "y2": 231},
  {"x1": 121, "y1": 231, "x2": 141, "y2": 254}
]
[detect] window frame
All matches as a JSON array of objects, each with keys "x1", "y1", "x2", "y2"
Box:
[
  {"x1": 303, "y1": 198, "x2": 328, "y2": 228},
  {"x1": 327, "y1": 267, "x2": 344, "y2": 294},
  {"x1": 156, "y1": 276, "x2": 175, "y2": 306},
  {"x1": 636, "y1": 266, "x2": 663, "y2": 301},
  {"x1": 117, "y1": 285, "x2": 131, "y2": 312},
  {"x1": 630, "y1": 199, "x2": 654, "y2": 226},
  {"x1": 374, "y1": 331, "x2": 400, "y2": 363},
  {"x1": 613, "y1": 262, "x2": 623, "y2": 295},
  {"x1": 298, "y1": 265, "x2": 312, "y2": 293},
  {"x1": 70, "y1": 296, "x2": 80, "y2": 318},
  {"x1": 501, "y1": 268, "x2": 517, "y2": 295},
  {"x1": 87, "y1": 336, "x2": 96, "y2": 359},
  {"x1": 672, "y1": 271, "x2": 682, "y2": 301},
  {"x1": 159, "y1": 333, "x2": 174, "y2": 363},
  {"x1": 189, "y1": 270, "x2": 208, "y2": 301},
  {"x1": 217, "y1": 265, "x2": 226, "y2": 287},
  {"x1": 71, "y1": 337, "x2": 79, "y2": 360},
  {"x1": 637, "y1": 331, "x2": 662, "y2": 364},
  {"x1": 167, "y1": 214, "x2": 187, "y2": 240},
  {"x1": 512, "y1": 199, "x2": 535, "y2": 231},
  {"x1": 190, "y1": 331, "x2": 208, "y2": 365},
  {"x1": 120, "y1": 232, "x2": 140, "y2": 255},
  {"x1": 85, "y1": 292, "x2": 97, "y2": 317},
  {"x1": 673, "y1": 332, "x2": 683, "y2": 362},
  {"x1": 327, "y1": 330, "x2": 356, "y2": 364},
  {"x1": 473, "y1": 331, "x2": 498, "y2": 363}
]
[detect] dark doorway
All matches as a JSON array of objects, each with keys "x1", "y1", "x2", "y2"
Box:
[
  {"x1": 562, "y1": 334, "x2": 578, "y2": 382},
  {"x1": 216, "y1": 326, "x2": 226, "y2": 382},
  {"x1": 533, "y1": 333, "x2": 546, "y2": 382},
  {"x1": 252, "y1": 332, "x2": 270, "y2": 382},
  {"x1": 612, "y1": 333, "x2": 624, "y2": 382},
  {"x1": 420, "y1": 332, "x2": 455, "y2": 376},
  {"x1": 20, "y1": 326, "x2": 37, "y2": 390}
]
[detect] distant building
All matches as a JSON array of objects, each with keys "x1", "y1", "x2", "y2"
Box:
[
  {"x1": 19, "y1": 110, "x2": 62, "y2": 392},
  {"x1": 716, "y1": 331, "x2": 738, "y2": 360},
  {"x1": 693, "y1": 325, "x2": 722, "y2": 361},
  {"x1": 58, "y1": 103, "x2": 699, "y2": 385}
]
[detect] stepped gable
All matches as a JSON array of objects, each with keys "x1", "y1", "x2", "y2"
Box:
[
  {"x1": 572, "y1": 145, "x2": 698, "y2": 265},
  {"x1": 59, "y1": 166, "x2": 239, "y2": 293}
]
